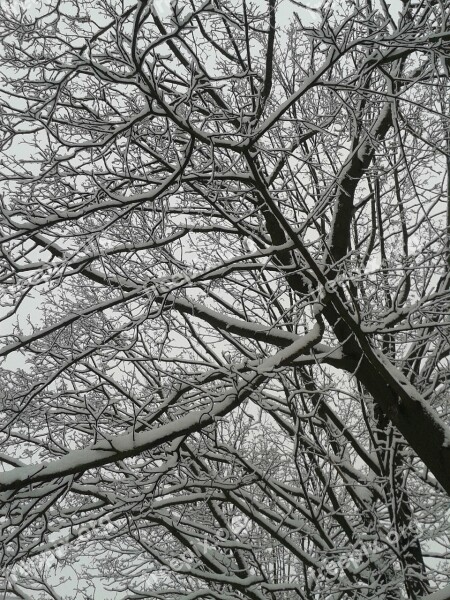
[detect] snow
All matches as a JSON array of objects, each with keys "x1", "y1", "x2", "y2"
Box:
[
  {"x1": 421, "y1": 585, "x2": 450, "y2": 600},
  {"x1": 0, "y1": 327, "x2": 327, "y2": 493},
  {"x1": 256, "y1": 321, "x2": 323, "y2": 374}
]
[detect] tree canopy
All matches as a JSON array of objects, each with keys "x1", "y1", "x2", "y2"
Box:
[{"x1": 0, "y1": 0, "x2": 450, "y2": 598}]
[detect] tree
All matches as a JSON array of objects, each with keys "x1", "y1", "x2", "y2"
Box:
[{"x1": 0, "y1": 0, "x2": 449, "y2": 597}]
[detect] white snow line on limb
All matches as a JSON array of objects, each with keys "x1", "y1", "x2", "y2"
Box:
[
  {"x1": 256, "y1": 320, "x2": 323, "y2": 374},
  {"x1": 0, "y1": 331, "x2": 320, "y2": 492},
  {"x1": 420, "y1": 585, "x2": 450, "y2": 600}
]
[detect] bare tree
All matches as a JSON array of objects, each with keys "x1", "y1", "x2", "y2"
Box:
[{"x1": 0, "y1": 0, "x2": 450, "y2": 598}]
